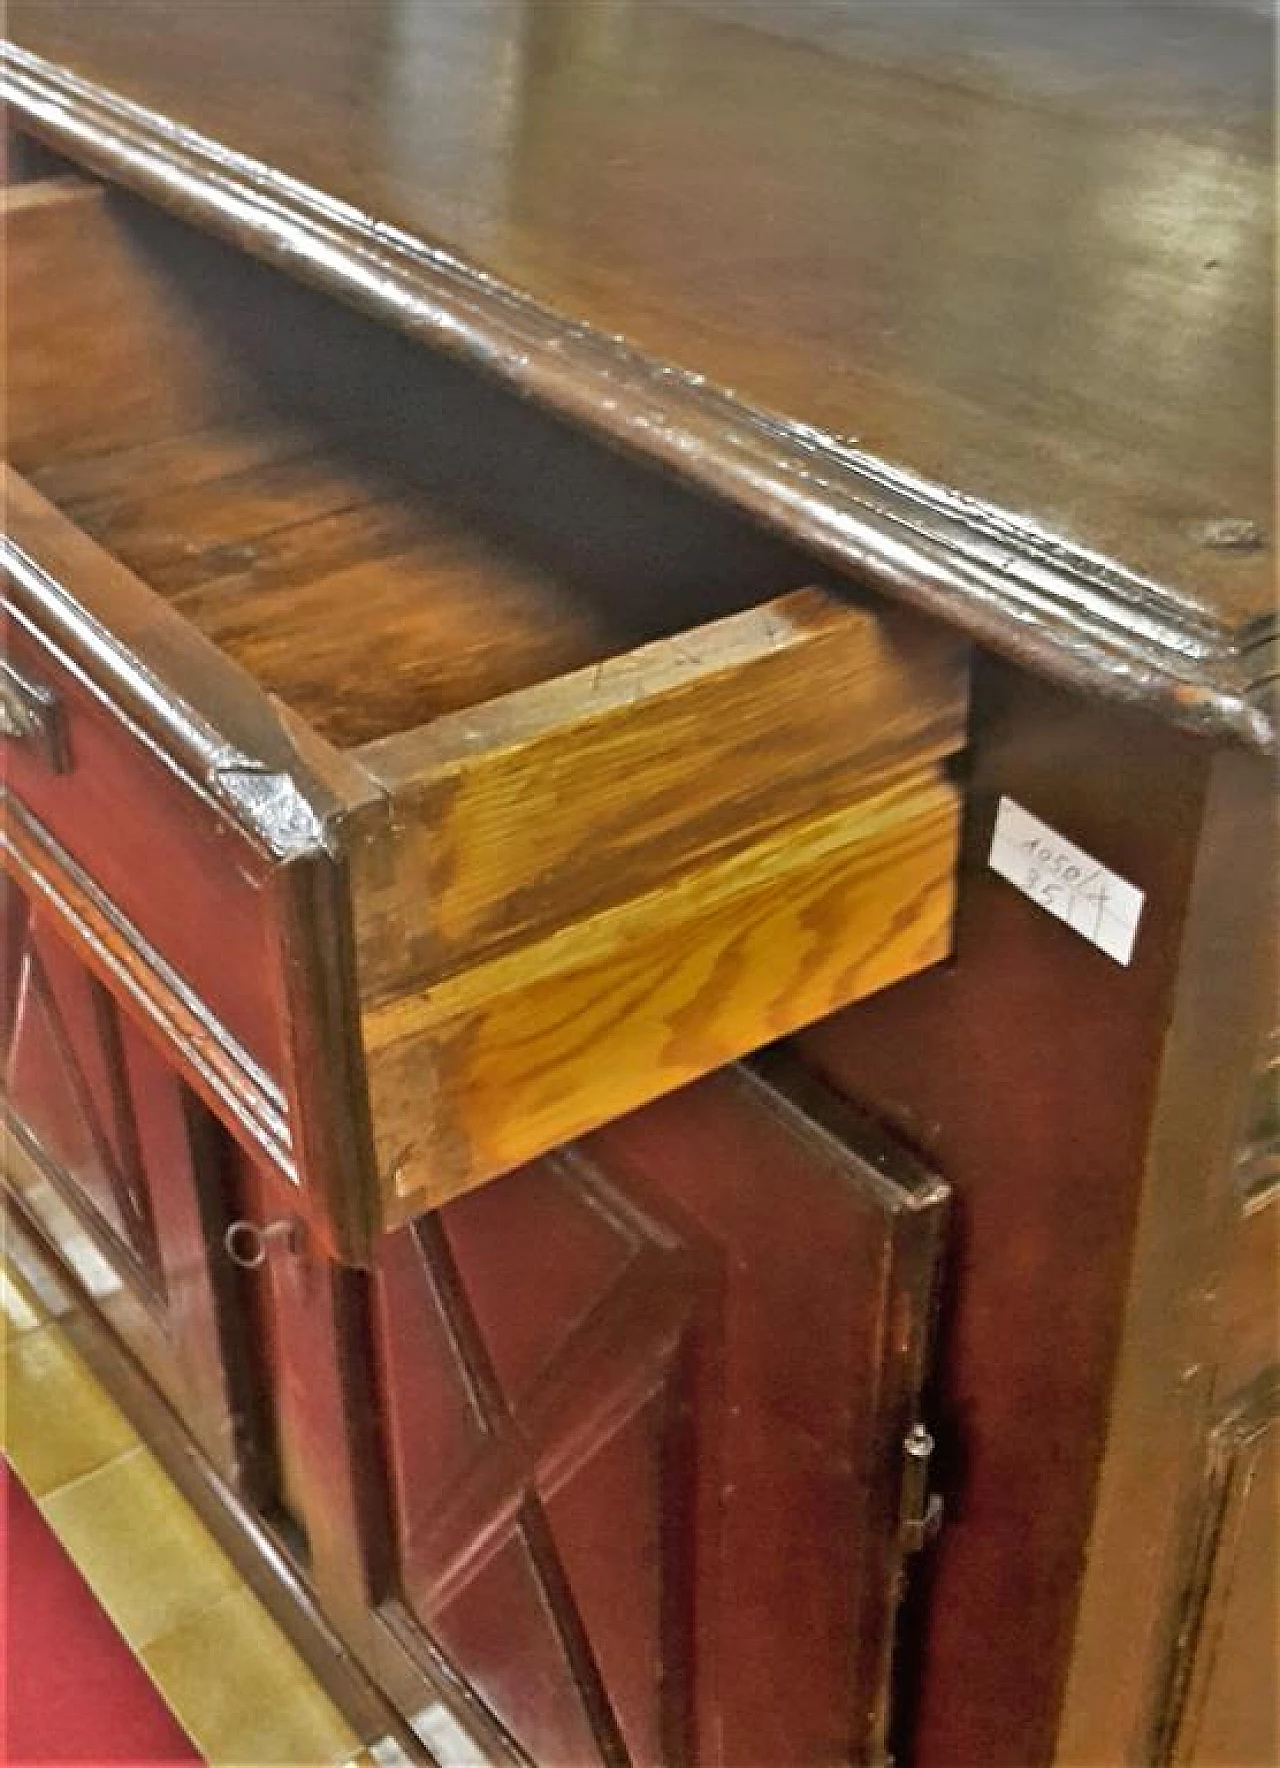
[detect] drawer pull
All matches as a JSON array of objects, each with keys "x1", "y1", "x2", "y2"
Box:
[
  {"x1": 224, "y1": 1216, "x2": 302, "y2": 1269},
  {"x1": 0, "y1": 659, "x2": 70, "y2": 772}
]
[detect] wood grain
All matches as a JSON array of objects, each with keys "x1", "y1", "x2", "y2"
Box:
[
  {"x1": 3, "y1": 178, "x2": 250, "y2": 466},
  {"x1": 4, "y1": 173, "x2": 966, "y2": 1247},
  {"x1": 355, "y1": 589, "x2": 967, "y2": 993},
  {"x1": 2, "y1": 18, "x2": 1275, "y2": 1766},
  {"x1": 4, "y1": 4, "x2": 1271, "y2": 743},
  {"x1": 369, "y1": 1054, "x2": 948, "y2": 1766},
  {"x1": 7, "y1": 448, "x2": 964, "y2": 1236},
  {"x1": 3, "y1": 180, "x2": 818, "y2": 754},
  {"x1": 0, "y1": 467, "x2": 364, "y2": 846},
  {"x1": 365, "y1": 770, "x2": 960, "y2": 1216},
  {"x1": 2, "y1": 469, "x2": 382, "y2": 1254}
]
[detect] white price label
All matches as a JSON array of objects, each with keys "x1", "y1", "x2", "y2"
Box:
[{"x1": 988, "y1": 797, "x2": 1144, "y2": 965}]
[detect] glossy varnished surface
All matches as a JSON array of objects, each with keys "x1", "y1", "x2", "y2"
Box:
[
  {"x1": 368, "y1": 1055, "x2": 949, "y2": 1767},
  {"x1": 3, "y1": 177, "x2": 812, "y2": 754},
  {"x1": 5, "y1": 0, "x2": 1275, "y2": 745},
  {"x1": 3, "y1": 173, "x2": 967, "y2": 1234}
]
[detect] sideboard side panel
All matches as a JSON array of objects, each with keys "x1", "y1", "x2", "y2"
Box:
[{"x1": 795, "y1": 657, "x2": 1222, "y2": 1766}]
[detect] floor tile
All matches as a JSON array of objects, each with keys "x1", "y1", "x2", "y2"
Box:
[
  {"x1": 2, "y1": 1326, "x2": 136, "y2": 1495},
  {"x1": 40, "y1": 1446, "x2": 240, "y2": 1651},
  {"x1": 0, "y1": 1260, "x2": 44, "y2": 1337},
  {"x1": 2, "y1": 1245, "x2": 375, "y2": 1763},
  {"x1": 3, "y1": 1459, "x2": 201, "y2": 1765},
  {"x1": 142, "y1": 1587, "x2": 361, "y2": 1766}
]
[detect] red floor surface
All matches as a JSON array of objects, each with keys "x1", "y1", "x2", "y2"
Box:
[{"x1": 1, "y1": 1459, "x2": 201, "y2": 1766}]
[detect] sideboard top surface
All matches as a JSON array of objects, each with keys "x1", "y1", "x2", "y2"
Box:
[{"x1": 4, "y1": 0, "x2": 1275, "y2": 746}]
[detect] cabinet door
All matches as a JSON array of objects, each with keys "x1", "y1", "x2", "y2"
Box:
[
  {"x1": 370, "y1": 1055, "x2": 949, "y2": 1768},
  {"x1": 1, "y1": 871, "x2": 252, "y2": 1486}
]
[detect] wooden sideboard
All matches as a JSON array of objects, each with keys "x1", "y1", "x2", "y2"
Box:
[{"x1": 2, "y1": 6, "x2": 1275, "y2": 1765}]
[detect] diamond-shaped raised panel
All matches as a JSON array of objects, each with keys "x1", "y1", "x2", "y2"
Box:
[
  {"x1": 2, "y1": 873, "x2": 253, "y2": 1490},
  {"x1": 8, "y1": 920, "x2": 163, "y2": 1300},
  {"x1": 28, "y1": 917, "x2": 134, "y2": 1185},
  {"x1": 430, "y1": 1530, "x2": 603, "y2": 1768},
  {"x1": 543, "y1": 1393, "x2": 684, "y2": 1768},
  {"x1": 376, "y1": 1221, "x2": 491, "y2": 1571},
  {"x1": 7, "y1": 944, "x2": 127, "y2": 1247},
  {"x1": 439, "y1": 1155, "x2": 638, "y2": 1402},
  {"x1": 376, "y1": 1160, "x2": 708, "y2": 1766},
  {"x1": 373, "y1": 1059, "x2": 948, "y2": 1768}
]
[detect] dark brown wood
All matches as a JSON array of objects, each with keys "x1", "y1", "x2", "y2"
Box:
[
  {"x1": 38, "y1": 417, "x2": 651, "y2": 749},
  {"x1": 3, "y1": 2, "x2": 1272, "y2": 746},
  {"x1": 1059, "y1": 740, "x2": 1279, "y2": 1766},
  {"x1": 224, "y1": 1148, "x2": 384, "y2": 1638},
  {"x1": 1155, "y1": 1369, "x2": 1279, "y2": 1767},
  {"x1": 1, "y1": 177, "x2": 960, "y2": 756},
  {"x1": 1, "y1": 870, "x2": 258, "y2": 1488},
  {"x1": 3, "y1": 15, "x2": 1276, "y2": 1765},
  {"x1": 795, "y1": 659, "x2": 1278, "y2": 1766},
  {"x1": 1, "y1": 120, "x2": 67, "y2": 184},
  {"x1": 3, "y1": 176, "x2": 968, "y2": 1230},
  {"x1": 1, "y1": 600, "x2": 289, "y2": 1083},
  {"x1": 367, "y1": 1056, "x2": 948, "y2": 1768},
  {"x1": 220, "y1": 1147, "x2": 551, "y2": 1768},
  {"x1": 3, "y1": 178, "x2": 253, "y2": 467},
  {"x1": 0, "y1": 465, "x2": 364, "y2": 858}
]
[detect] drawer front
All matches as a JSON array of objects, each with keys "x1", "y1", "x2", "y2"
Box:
[
  {"x1": 3, "y1": 469, "x2": 389, "y2": 1259},
  {"x1": 2, "y1": 600, "x2": 285, "y2": 1078},
  {"x1": 4, "y1": 179, "x2": 970, "y2": 1257}
]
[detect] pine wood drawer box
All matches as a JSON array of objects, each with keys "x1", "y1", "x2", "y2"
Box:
[{"x1": 2, "y1": 177, "x2": 969, "y2": 1254}]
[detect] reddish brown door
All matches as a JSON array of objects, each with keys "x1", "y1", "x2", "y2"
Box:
[
  {"x1": 370, "y1": 1055, "x2": 949, "y2": 1768},
  {"x1": 1, "y1": 871, "x2": 255, "y2": 1488}
]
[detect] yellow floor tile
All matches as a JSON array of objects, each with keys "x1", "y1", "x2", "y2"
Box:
[
  {"x1": 1, "y1": 1251, "x2": 374, "y2": 1763},
  {"x1": 0, "y1": 1261, "x2": 45, "y2": 1337},
  {"x1": 39, "y1": 1445, "x2": 240, "y2": 1650},
  {"x1": 141, "y1": 1587, "x2": 362, "y2": 1766},
  {"x1": 2, "y1": 1326, "x2": 136, "y2": 1495}
]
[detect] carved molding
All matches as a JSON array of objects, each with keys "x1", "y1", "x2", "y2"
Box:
[{"x1": 2, "y1": 45, "x2": 1271, "y2": 752}]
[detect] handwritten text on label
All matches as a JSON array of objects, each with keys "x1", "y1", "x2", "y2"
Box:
[{"x1": 988, "y1": 797, "x2": 1144, "y2": 965}]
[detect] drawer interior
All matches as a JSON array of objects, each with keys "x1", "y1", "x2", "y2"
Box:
[
  {"x1": 5, "y1": 172, "x2": 970, "y2": 1226},
  {"x1": 5, "y1": 177, "x2": 828, "y2": 752}
]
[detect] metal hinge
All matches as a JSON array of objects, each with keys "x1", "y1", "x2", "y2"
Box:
[{"x1": 899, "y1": 1422, "x2": 944, "y2": 1553}]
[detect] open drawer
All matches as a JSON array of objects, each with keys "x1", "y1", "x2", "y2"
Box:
[{"x1": 3, "y1": 177, "x2": 968, "y2": 1254}]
